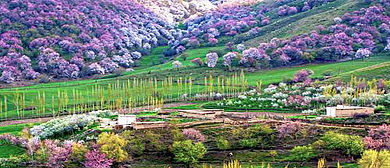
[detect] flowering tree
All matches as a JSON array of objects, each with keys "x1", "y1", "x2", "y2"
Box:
[
  {"x1": 363, "y1": 125, "x2": 390, "y2": 150},
  {"x1": 237, "y1": 44, "x2": 246, "y2": 52},
  {"x1": 182, "y1": 128, "x2": 206, "y2": 142},
  {"x1": 240, "y1": 48, "x2": 270, "y2": 67},
  {"x1": 172, "y1": 61, "x2": 182, "y2": 69},
  {"x1": 191, "y1": 58, "x2": 203, "y2": 67},
  {"x1": 334, "y1": 17, "x2": 343, "y2": 23},
  {"x1": 206, "y1": 52, "x2": 218, "y2": 68},
  {"x1": 84, "y1": 149, "x2": 113, "y2": 168},
  {"x1": 355, "y1": 48, "x2": 372, "y2": 60},
  {"x1": 0, "y1": 52, "x2": 39, "y2": 83},
  {"x1": 223, "y1": 52, "x2": 238, "y2": 67},
  {"x1": 0, "y1": 0, "x2": 186, "y2": 83},
  {"x1": 88, "y1": 63, "x2": 105, "y2": 75},
  {"x1": 277, "y1": 122, "x2": 302, "y2": 139},
  {"x1": 99, "y1": 58, "x2": 118, "y2": 74},
  {"x1": 208, "y1": 38, "x2": 219, "y2": 46},
  {"x1": 112, "y1": 54, "x2": 134, "y2": 68},
  {"x1": 293, "y1": 69, "x2": 314, "y2": 83},
  {"x1": 385, "y1": 39, "x2": 390, "y2": 51},
  {"x1": 186, "y1": 37, "x2": 200, "y2": 49}
]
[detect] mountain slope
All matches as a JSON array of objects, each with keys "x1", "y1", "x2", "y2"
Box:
[{"x1": 0, "y1": 0, "x2": 184, "y2": 83}]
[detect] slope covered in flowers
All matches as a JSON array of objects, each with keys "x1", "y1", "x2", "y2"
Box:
[
  {"x1": 226, "y1": 2, "x2": 390, "y2": 69},
  {"x1": 133, "y1": 0, "x2": 216, "y2": 24},
  {"x1": 195, "y1": 0, "x2": 390, "y2": 71},
  {"x1": 167, "y1": 0, "x2": 339, "y2": 53},
  {"x1": 0, "y1": 0, "x2": 185, "y2": 83}
]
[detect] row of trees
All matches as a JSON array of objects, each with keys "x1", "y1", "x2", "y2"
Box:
[{"x1": 0, "y1": 73, "x2": 249, "y2": 120}]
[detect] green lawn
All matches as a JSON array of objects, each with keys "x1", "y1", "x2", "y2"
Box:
[
  {"x1": 0, "y1": 145, "x2": 25, "y2": 158},
  {"x1": 168, "y1": 104, "x2": 202, "y2": 110},
  {"x1": 138, "y1": 46, "x2": 169, "y2": 68},
  {"x1": 0, "y1": 123, "x2": 39, "y2": 135},
  {"x1": 244, "y1": 54, "x2": 390, "y2": 85},
  {"x1": 0, "y1": 123, "x2": 36, "y2": 158},
  {"x1": 328, "y1": 61, "x2": 390, "y2": 82}
]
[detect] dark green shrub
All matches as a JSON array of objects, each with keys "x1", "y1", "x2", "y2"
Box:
[
  {"x1": 320, "y1": 131, "x2": 364, "y2": 156},
  {"x1": 322, "y1": 70, "x2": 334, "y2": 77},
  {"x1": 287, "y1": 145, "x2": 317, "y2": 162},
  {"x1": 172, "y1": 140, "x2": 207, "y2": 165},
  {"x1": 177, "y1": 22, "x2": 186, "y2": 30},
  {"x1": 215, "y1": 136, "x2": 231, "y2": 150},
  {"x1": 375, "y1": 105, "x2": 387, "y2": 113},
  {"x1": 163, "y1": 48, "x2": 177, "y2": 57},
  {"x1": 240, "y1": 138, "x2": 259, "y2": 148}
]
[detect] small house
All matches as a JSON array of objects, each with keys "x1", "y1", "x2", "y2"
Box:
[
  {"x1": 117, "y1": 115, "x2": 137, "y2": 125},
  {"x1": 326, "y1": 105, "x2": 374, "y2": 118}
]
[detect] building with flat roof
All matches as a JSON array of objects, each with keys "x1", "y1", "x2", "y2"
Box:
[{"x1": 326, "y1": 105, "x2": 374, "y2": 117}]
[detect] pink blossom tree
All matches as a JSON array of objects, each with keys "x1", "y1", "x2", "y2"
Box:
[
  {"x1": 293, "y1": 69, "x2": 314, "y2": 83},
  {"x1": 206, "y1": 52, "x2": 218, "y2": 68},
  {"x1": 363, "y1": 125, "x2": 390, "y2": 150}
]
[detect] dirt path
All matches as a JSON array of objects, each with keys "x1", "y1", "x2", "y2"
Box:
[{"x1": 226, "y1": 112, "x2": 300, "y2": 117}]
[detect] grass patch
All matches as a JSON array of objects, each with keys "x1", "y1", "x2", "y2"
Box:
[
  {"x1": 328, "y1": 61, "x2": 390, "y2": 82},
  {"x1": 138, "y1": 46, "x2": 169, "y2": 68},
  {"x1": 0, "y1": 145, "x2": 25, "y2": 158},
  {"x1": 168, "y1": 104, "x2": 202, "y2": 110},
  {"x1": 136, "y1": 112, "x2": 158, "y2": 117},
  {"x1": 287, "y1": 115, "x2": 318, "y2": 119},
  {"x1": 0, "y1": 123, "x2": 40, "y2": 135}
]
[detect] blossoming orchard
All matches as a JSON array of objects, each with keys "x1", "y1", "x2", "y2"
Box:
[{"x1": 0, "y1": 0, "x2": 389, "y2": 167}]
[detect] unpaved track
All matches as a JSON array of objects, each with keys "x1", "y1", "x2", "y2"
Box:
[{"x1": 227, "y1": 112, "x2": 300, "y2": 117}]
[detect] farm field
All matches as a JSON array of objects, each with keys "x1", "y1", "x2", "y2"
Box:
[{"x1": 0, "y1": 0, "x2": 390, "y2": 167}]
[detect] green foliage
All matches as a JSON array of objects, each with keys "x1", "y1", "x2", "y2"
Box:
[
  {"x1": 0, "y1": 145, "x2": 25, "y2": 158},
  {"x1": 144, "y1": 130, "x2": 166, "y2": 152},
  {"x1": 250, "y1": 124, "x2": 275, "y2": 136},
  {"x1": 268, "y1": 150, "x2": 278, "y2": 161},
  {"x1": 287, "y1": 145, "x2": 317, "y2": 162},
  {"x1": 358, "y1": 150, "x2": 390, "y2": 168},
  {"x1": 97, "y1": 132, "x2": 128, "y2": 162},
  {"x1": 302, "y1": 52, "x2": 315, "y2": 63},
  {"x1": 0, "y1": 156, "x2": 25, "y2": 168},
  {"x1": 320, "y1": 131, "x2": 364, "y2": 156},
  {"x1": 177, "y1": 22, "x2": 186, "y2": 30},
  {"x1": 35, "y1": 144, "x2": 50, "y2": 162},
  {"x1": 240, "y1": 139, "x2": 259, "y2": 148},
  {"x1": 374, "y1": 105, "x2": 387, "y2": 113},
  {"x1": 120, "y1": 130, "x2": 145, "y2": 156},
  {"x1": 311, "y1": 139, "x2": 325, "y2": 149},
  {"x1": 170, "y1": 122, "x2": 184, "y2": 142},
  {"x1": 70, "y1": 143, "x2": 89, "y2": 161},
  {"x1": 215, "y1": 136, "x2": 231, "y2": 150},
  {"x1": 128, "y1": 138, "x2": 145, "y2": 156},
  {"x1": 181, "y1": 53, "x2": 189, "y2": 61},
  {"x1": 172, "y1": 140, "x2": 207, "y2": 165},
  {"x1": 322, "y1": 70, "x2": 334, "y2": 77}
]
